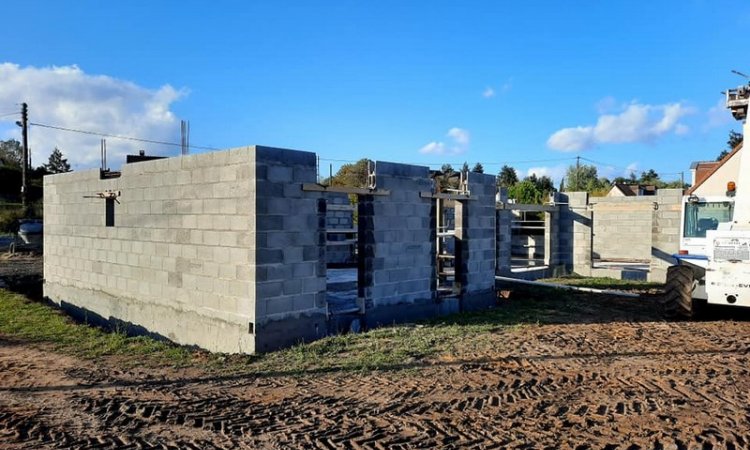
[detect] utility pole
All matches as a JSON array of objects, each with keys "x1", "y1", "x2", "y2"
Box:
[
  {"x1": 575, "y1": 155, "x2": 580, "y2": 191},
  {"x1": 20, "y1": 103, "x2": 29, "y2": 210}
]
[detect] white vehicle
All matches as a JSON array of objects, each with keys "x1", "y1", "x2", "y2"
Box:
[{"x1": 663, "y1": 81, "x2": 750, "y2": 317}]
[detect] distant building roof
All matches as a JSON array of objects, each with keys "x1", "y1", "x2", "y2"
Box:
[
  {"x1": 608, "y1": 183, "x2": 658, "y2": 197},
  {"x1": 688, "y1": 141, "x2": 743, "y2": 195}
]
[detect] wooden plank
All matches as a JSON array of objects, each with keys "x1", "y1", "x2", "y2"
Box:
[{"x1": 302, "y1": 183, "x2": 390, "y2": 196}]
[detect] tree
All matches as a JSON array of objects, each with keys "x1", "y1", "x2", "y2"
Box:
[
  {"x1": 564, "y1": 164, "x2": 605, "y2": 192},
  {"x1": 717, "y1": 129, "x2": 743, "y2": 161},
  {"x1": 471, "y1": 162, "x2": 484, "y2": 173},
  {"x1": 0, "y1": 139, "x2": 22, "y2": 169},
  {"x1": 497, "y1": 165, "x2": 518, "y2": 188},
  {"x1": 639, "y1": 169, "x2": 660, "y2": 185},
  {"x1": 513, "y1": 174, "x2": 557, "y2": 203},
  {"x1": 533, "y1": 175, "x2": 555, "y2": 195},
  {"x1": 43, "y1": 147, "x2": 72, "y2": 174},
  {"x1": 437, "y1": 163, "x2": 459, "y2": 191},
  {"x1": 612, "y1": 172, "x2": 638, "y2": 185},
  {"x1": 330, "y1": 158, "x2": 371, "y2": 188},
  {"x1": 508, "y1": 180, "x2": 543, "y2": 204}
]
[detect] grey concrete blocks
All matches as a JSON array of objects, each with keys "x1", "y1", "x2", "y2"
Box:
[
  {"x1": 254, "y1": 145, "x2": 317, "y2": 167},
  {"x1": 455, "y1": 172, "x2": 497, "y2": 305},
  {"x1": 359, "y1": 161, "x2": 435, "y2": 315},
  {"x1": 45, "y1": 141, "x2": 682, "y2": 354},
  {"x1": 44, "y1": 145, "x2": 329, "y2": 354}
]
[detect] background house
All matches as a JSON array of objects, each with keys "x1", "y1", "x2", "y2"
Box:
[
  {"x1": 607, "y1": 183, "x2": 658, "y2": 197},
  {"x1": 689, "y1": 142, "x2": 743, "y2": 197}
]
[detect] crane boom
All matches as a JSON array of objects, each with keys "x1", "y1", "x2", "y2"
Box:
[{"x1": 725, "y1": 84, "x2": 749, "y2": 228}]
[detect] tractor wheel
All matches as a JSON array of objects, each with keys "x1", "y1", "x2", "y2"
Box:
[{"x1": 661, "y1": 265, "x2": 695, "y2": 319}]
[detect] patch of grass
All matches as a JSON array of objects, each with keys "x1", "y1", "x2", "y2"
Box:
[
  {"x1": 0, "y1": 289, "x2": 193, "y2": 364},
  {"x1": 0, "y1": 283, "x2": 632, "y2": 375},
  {"x1": 540, "y1": 276, "x2": 662, "y2": 291},
  {"x1": 251, "y1": 287, "x2": 581, "y2": 374}
]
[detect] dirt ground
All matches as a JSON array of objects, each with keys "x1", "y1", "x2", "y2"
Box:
[{"x1": 2, "y1": 257, "x2": 750, "y2": 449}]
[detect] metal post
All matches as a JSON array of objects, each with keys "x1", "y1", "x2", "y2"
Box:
[{"x1": 20, "y1": 102, "x2": 28, "y2": 210}]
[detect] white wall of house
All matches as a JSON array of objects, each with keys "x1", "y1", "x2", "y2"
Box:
[
  {"x1": 606, "y1": 186, "x2": 627, "y2": 197},
  {"x1": 692, "y1": 147, "x2": 742, "y2": 197}
]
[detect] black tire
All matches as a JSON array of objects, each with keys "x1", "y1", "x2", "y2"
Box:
[{"x1": 661, "y1": 265, "x2": 695, "y2": 319}]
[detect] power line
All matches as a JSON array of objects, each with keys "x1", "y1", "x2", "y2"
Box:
[
  {"x1": 318, "y1": 156, "x2": 578, "y2": 167},
  {"x1": 579, "y1": 156, "x2": 685, "y2": 178},
  {"x1": 0, "y1": 111, "x2": 20, "y2": 118},
  {"x1": 29, "y1": 122, "x2": 221, "y2": 151}
]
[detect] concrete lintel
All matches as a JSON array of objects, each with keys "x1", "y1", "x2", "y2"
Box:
[
  {"x1": 419, "y1": 191, "x2": 472, "y2": 201},
  {"x1": 301, "y1": 183, "x2": 390, "y2": 196}
]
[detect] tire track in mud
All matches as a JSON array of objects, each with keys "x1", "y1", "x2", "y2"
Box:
[{"x1": 3, "y1": 319, "x2": 750, "y2": 449}]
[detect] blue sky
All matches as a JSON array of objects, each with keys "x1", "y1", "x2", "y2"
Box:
[{"x1": 0, "y1": 0, "x2": 748, "y2": 184}]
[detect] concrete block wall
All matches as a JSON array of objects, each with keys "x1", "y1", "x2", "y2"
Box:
[
  {"x1": 48, "y1": 145, "x2": 683, "y2": 352},
  {"x1": 44, "y1": 145, "x2": 328, "y2": 354},
  {"x1": 591, "y1": 196, "x2": 654, "y2": 261},
  {"x1": 358, "y1": 161, "x2": 437, "y2": 325},
  {"x1": 547, "y1": 190, "x2": 682, "y2": 280},
  {"x1": 649, "y1": 189, "x2": 683, "y2": 282},
  {"x1": 495, "y1": 188, "x2": 512, "y2": 275},
  {"x1": 44, "y1": 148, "x2": 257, "y2": 353},
  {"x1": 554, "y1": 192, "x2": 593, "y2": 275},
  {"x1": 252, "y1": 147, "x2": 327, "y2": 352},
  {"x1": 325, "y1": 193, "x2": 356, "y2": 265},
  {"x1": 511, "y1": 232, "x2": 545, "y2": 259},
  {"x1": 455, "y1": 172, "x2": 497, "y2": 309},
  {"x1": 544, "y1": 210, "x2": 561, "y2": 271}
]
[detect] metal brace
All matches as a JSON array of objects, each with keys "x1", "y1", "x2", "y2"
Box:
[
  {"x1": 83, "y1": 190, "x2": 121, "y2": 204},
  {"x1": 366, "y1": 160, "x2": 376, "y2": 190}
]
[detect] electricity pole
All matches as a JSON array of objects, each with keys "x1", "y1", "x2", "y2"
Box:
[{"x1": 19, "y1": 103, "x2": 29, "y2": 209}]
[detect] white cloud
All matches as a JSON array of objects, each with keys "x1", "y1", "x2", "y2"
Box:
[
  {"x1": 419, "y1": 142, "x2": 446, "y2": 155},
  {"x1": 596, "y1": 162, "x2": 639, "y2": 181},
  {"x1": 595, "y1": 96, "x2": 617, "y2": 114},
  {"x1": 0, "y1": 63, "x2": 186, "y2": 169},
  {"x1": 706, "y1": 97, "x2": 734, "y2": 129},
  {"x1": 419, "y1": 127, "x2": 470, "y2": 155},
  {"x1": 547, "y1": 101, "x2": 695, "y2": 152},
  {"x1": 624, "y1": 162, "x2": 639, "y2": 178},
  {"x1": 526, "y1": 165, "x2": 567, "y2": 186},
  {"x1": 482, "y1": 78, "x2": 512, "y2": 99},
  {"x1": 447, "y1": 127, "x2": 469, "y2": 146},
  {"x1": 500, "y1": 79, "x2": 513, "y2": 94}
]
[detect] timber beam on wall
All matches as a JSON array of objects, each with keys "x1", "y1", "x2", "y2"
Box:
[{"x1": 496, "y1": 202, "x2": 558, "y2": 212}]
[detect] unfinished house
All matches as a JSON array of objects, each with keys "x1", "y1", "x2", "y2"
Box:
[
  {"x1": 44, "y1": 145, "x2": 682, "y2": 353},
  {"x1": 44, "y1": 146, "x2": 499, "y2": 354}
]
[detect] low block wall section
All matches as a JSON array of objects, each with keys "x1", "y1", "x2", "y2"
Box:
[{"x1": 44, "y1": 148, "x2": 257, "y2": 353}]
